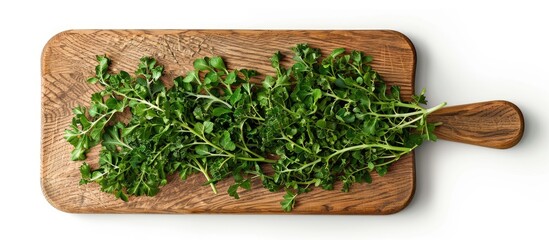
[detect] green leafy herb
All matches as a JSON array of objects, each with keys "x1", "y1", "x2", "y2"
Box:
[{"x1": 65, "y1": 44, "x2": 445, "y2": 211}]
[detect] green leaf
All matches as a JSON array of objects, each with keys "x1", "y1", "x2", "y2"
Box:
[
  {"x1": 102, "y1": 125, "x2": 132, "y2": 150},
  {"x1": 90, "y1": 171, "x2": 104, "y2": 181},
  {"x1": 219, "y1": 131, "x2": 236, "y2": 151},
  {"x1": 133, "y1": 103, "x2": 147, "y2": 116},
  {"x1": 275, "y1": 77, "x2": 290, "y2": 90},
  {"x1": 212, "y1": 107, "x2": 232, "y2": 116},
  {"x1": 204, "y1": 71, "x2": 218, "y2": 85},
  {"x1": 363, "y1": 117, "x2": 378, "y2": 135},
  {"x1": 229, "y1": 87, "x2": 242, "y2": 105},
  {"x1": 316, "y1": 119, "x2": 327, "y2": 128},
  {"x1": 64, "y1": 128, "x2": 80, "y2": 146},
  {"x1": 242, "y1": 83, "x2": 251, "y2": 93},
  {"x1": 70, "y1": 146, "x2": 86, "y2": 161},
  {"x1": 405, "y1": 134, "x2": 423, "y2": 147},
  {"x1": 292, "y1": 62, "x2": 307, "y2": 72},
  {"x1": 79, "y1": 114, "x2": 91, "y2": 129},
  {"x1": 121, "y1": 124, "x2": 139, "y2": 137},
  {"x1": 203, "y1": 121, "x2": 214, "y2": 134},
  {"x1": 376, "y1": 166, "x2": 388, "y2": 176},
  {"x1": 312, "y1": 89, "x2": 322, "y2": 102},
  {"x1": 97, "y1": 55, "x2": 109, "y2": 73},
  {"x1": 105, "y1": 97, "x2": 119, "y2": 110},
  {"x1": 263, "y1": 76, "x2": 275, "y2": 89},
  {"x1": 145, "y1": 109, "x2": 157, "y2": 120},
  {"x1": 152, "y1": 68, "x2": 162, "y2": 80},
  {"x1": 280, "y1": 190, "x2": 297, "y2": 212},
  {"x1": 225, "y1": 71, "x2": 237, "y2": 85},
  {"x1": 209, "y1": 56, "x2": 226, "y2": 70},
  {"x1": 88, "y1": 105, "x2": 99, "y2": 117},
  {"x1": 119, "y1": 71, "x2": 131, "y2": 80},
  {"x1": 183, "y1": 71, "x2": 197, "y2": 83},
  {"x1": 256, "y1": 90, "x2": 269, "y2": 107},
  {"x1": 367, "y1": 162, "x2": 375, "y2": 171},
  {"x1": 390, "y1": 86, "x2": 400, "y2": 100},
  {"x1": 330, "y1": 48, "x2": 345, "y2": 58},
  {"x1": 151, "y1": 80, "x2": 165, "y2": 95},
  {"x1": 270, "y1": 51, "x2": 282, "y2": 68},
  {"x1": 240, "y1": 179, "x2": 251, "y2": 190},
  {"x1": 80, "y1": 162, "x2": 91, "y2": 180},
  {"x1": 193, "y1": 107, "x2": 204, "y2": 120},
  {"x1": 87, "y1": 77, "x2": 98, "y2": 84},
  {"x1": 195, "y1": 145, "x2": 210, "y2": 156},
  {"x1": 350, "y1": 50, "x2": 362, "y2": 64},
  {"x1": 117, "y1": 191, "x2": 129, "y2": 202},
  {"x1": 240, "y1": 69, "x2": 258, "y2": 80},
  {"x1": 228, "y1": 183, "x2": 240, "y2": 199},
  {"x1": 193, "y1": 58, "x2": 210, "y2": 71},
  {"x1": 193, "y1": 122, "x2": 204, "y2": 134},
  {"x1": 72, "y1": 105, "x2": 86, "y2": 115}
]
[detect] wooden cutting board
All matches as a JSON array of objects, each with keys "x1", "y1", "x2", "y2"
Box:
[{"x1": 41, "y1": 30, "x2": 417, "y2": 214}]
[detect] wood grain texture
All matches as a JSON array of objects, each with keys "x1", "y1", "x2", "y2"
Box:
[
  {"x1": 41, "y1": 30, "x2": 417, "y2": 214},
  {"x1": 429, "y1": 101, "x2": 524, "y2": 149}
]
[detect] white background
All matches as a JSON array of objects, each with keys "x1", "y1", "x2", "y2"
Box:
[{"x1": 0, "y1": 0, "x2": 547, "y2": 239}]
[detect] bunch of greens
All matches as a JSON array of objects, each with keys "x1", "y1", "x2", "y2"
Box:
[{"x1": 65, "y1": 44, "x2": 445, "y2": 211}]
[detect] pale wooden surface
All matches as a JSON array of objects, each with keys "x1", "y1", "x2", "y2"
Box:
[{"x1": 41, "y1": 30, "x2": 417, "y2": 214}]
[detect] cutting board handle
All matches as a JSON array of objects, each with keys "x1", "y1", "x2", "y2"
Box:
[{"x1": 428, "y1": 100, "x2": 524, "y2": 149}]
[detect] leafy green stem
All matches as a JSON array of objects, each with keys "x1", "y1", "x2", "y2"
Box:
[
  {"x1": 325, "y1": 144, "x2": 412, "y2": 161},
  {"x1": 78, "y1": 110, "x2": 117, "y2": 136},
  {"x1": 237, "y1": 156, "x2": 275, "y2": 163},
  {"x1": 192, "y1": 158, "x2": 218, "y2": 194},
  {"x1": 276, "y1": 134, "x2": 313, "y2": 155},
  {"x1": 322, "y1": 92, "x2": 355, "y2": 103},
  {"x1": 113, "y1": 90, "x2": 164, "y2": 112},
  {"x1": 185, "y1": 92, "x2": 232, "y2": 109}
]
